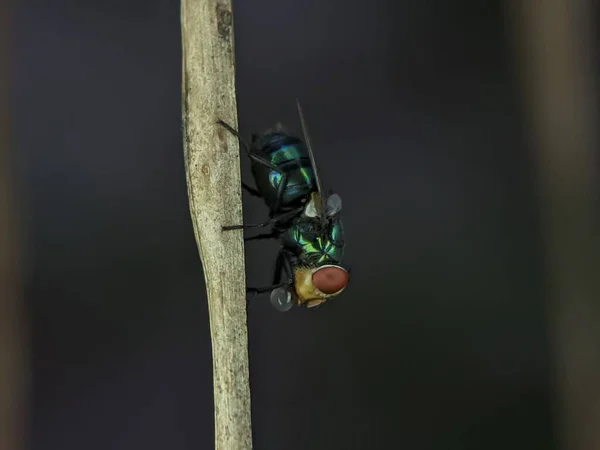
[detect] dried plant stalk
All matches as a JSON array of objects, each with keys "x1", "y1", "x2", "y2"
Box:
[{"x1": 181, "y1": 0, "x2": 252, "y2": 448}]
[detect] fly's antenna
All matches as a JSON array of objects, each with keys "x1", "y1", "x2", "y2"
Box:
[{"x1": 296, "y1": 99, "x2": 326, "y2": 223}]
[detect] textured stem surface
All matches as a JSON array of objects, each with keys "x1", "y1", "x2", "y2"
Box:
[{"x1": 181, "y1": 1, "x2": 252, "y2": 448}]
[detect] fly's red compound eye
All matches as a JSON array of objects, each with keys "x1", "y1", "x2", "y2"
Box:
[{"x1": 312, "y1": 265, "x2": 349, "y2": 295}]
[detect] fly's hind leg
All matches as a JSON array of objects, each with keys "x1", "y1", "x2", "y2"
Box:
[
  {"x1": 217, "y1": 120, "x2": 301, "y2": 231},
  {"x1": 216, "y1": 120, "x2": 252, "y2": 154},
  {"x1": 217, "y1": 119, "x2": 291, "y2": 206},
  {"x1": 216, "y1": 120, "x2": 284, "y2": 175},
  {"x1": 222, "y1": 206, "x2": 303, "y2": 232},
  {"x1": 216, "y1": 120, "x2": 268, "y2": 196},
  {"x1": 244, "y1": 232, "x2": 277, "y2": 242},
  {"x1": 242, "y1": 182, "x2": 262, "y2": 198}
]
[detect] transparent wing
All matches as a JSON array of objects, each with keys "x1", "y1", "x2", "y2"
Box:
[
  {"x1": 296, "y1": 99, "x2": 328, "y2": 223},
  {"x1": 326, "y1": 193, "x2": 342, "y2": 216},
  {"x1": 270, "y1": 286, "x2": 295, "y2": 312}
]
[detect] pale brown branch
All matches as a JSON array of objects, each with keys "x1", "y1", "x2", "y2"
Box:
[
  {"x1": 508, "y1": 1, "x2": 600, "y2": 449},
  {"x1": 181, "y1": 1, "x2": 252, "y2": 448}
]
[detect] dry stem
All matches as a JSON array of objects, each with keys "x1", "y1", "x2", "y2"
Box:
[{"x1": 181, "y1": 1, "x2": 252, "y2": 448}]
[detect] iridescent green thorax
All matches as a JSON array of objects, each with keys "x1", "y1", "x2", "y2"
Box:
[{"x1": 282, "y1": 217, "x2": 345, "y2": 265}]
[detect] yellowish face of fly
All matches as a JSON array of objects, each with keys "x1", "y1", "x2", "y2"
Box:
[{"x1": 293, "y1": 265, "x2": 348, "y2": 308}]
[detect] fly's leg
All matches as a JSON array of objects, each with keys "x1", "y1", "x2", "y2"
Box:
[
  {"x1": 248, "y1": 280, "x2": 296, "y2": 312},
  {"x1": 247, "y1": 250, "x2": 296, "y2": 311},
  {"x1": 244, "y1": 232, "x2": 277, "y2": 242},
  {"x1": 268, "y1": 250, "x2": 296, "y2": 311},
  {"x1": 273, "y1": 248, "x2": 293, "y2": 282},
  {"x1": 216, "y1": 120, "x2": 252, "y2": 154},
  {"x1": 246, "y1": 281, "x2": 292, "y2": 295},
  {"x1": 248, "y1": 250, "x2": 292, "y2": 293},
  {"x1": 242, "y1": 182, "x2": 262, "y2": 198},
  {"x1": 222, "y1": 206, "x2": 303, "y2": 231},
  {"x1": 217, "y1": 120, "x2": 301, "y2": 230},
  {"x1": 273, "y1": 249, "x2": 294, "y2": 284},
  {"x1": 217, "y1": 120, "x2": 283, "y2": 174},
  {"x1": 216, "y1": 120, "x2": 263, "y2": 197},
  {"x1": 272, "y1": 250, "x2": 284, "y2": 285},
  {"x1": 217, "y1": 120, "x2": 286, "y2": 195}
]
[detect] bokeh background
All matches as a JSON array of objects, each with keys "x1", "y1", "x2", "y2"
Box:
[{"x1": 11, "y1": 0, "x2": 575, "y2": 448}]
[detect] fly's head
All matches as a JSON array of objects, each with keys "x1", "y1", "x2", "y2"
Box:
[
  {"x1": 293, "y1": 264, "x2": 349, "y2": 308},
  {"x1": 268, "y1": 263, "x2": 350, "y2": 312}
]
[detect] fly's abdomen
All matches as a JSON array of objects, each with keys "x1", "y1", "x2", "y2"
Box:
[
  {"x1": 252, "y1": 134, "x2": 317, "y2": 210},
  {"x1": 268, "y1": 164, "x2": 315, "y2": 205}
]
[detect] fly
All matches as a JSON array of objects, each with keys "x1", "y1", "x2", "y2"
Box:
[{"x1": 219, "y1": 100, "x2": 349, "y2": 311}]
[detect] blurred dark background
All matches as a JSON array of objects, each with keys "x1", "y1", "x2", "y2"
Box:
[{"x1": 12, "y1": 0, "x2": 559, "y2": 448}]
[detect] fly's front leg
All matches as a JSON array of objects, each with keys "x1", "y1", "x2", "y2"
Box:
[
  {"x1": 246, "y1": 281, "x2": 292, "y2": 295},
  {"x1": 272, "y1": 250, "x2": 285, "y2": 285},
  {"x1": 246, "y1": 250, "x2": 296, "y2": 312},
  {"x1": 272, "y1": 248, "x2": 294, "y2": 284},
  {"x1": 247, "y1": 280, "x2": 296, "y2": 312}
]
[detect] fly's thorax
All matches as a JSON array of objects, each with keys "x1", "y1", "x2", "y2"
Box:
[
  {"x1": 282, "y1": 214, "x2": 345, "y2": 265},
  {"x1": 293, "y1": 264, "x2": 349, "y2": 308}
]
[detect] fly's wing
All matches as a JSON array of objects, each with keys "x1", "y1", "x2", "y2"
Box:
[
  {"x1": 296, "y1": 99, "x2": 327, "y2": 224},
  {"x1": 296, "y1": 99, "x2": 322, "y2": 195},
  {"x1": 270, "y1": 286, "x2": 295, "y2": 312},
  {"x1": 296, "y1": 99, "x2": 342, "y2": 220}
]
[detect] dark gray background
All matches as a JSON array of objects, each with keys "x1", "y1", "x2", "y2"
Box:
[{"x1": 14, "y1": 0, "x2": 557, "y2": 448}]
